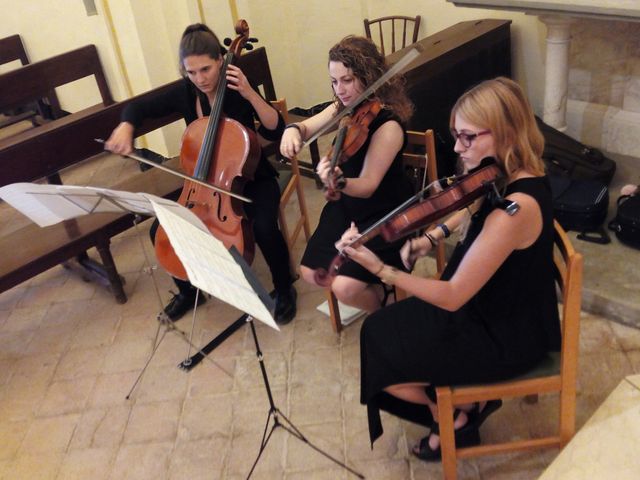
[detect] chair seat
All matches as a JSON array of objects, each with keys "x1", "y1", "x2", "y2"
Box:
[
  {"x1": 276, "y1": 166, "x2": 293, "y2": 194},
  {"x1": 450, "y1": 352, "x2": 560, "y2": 391}
]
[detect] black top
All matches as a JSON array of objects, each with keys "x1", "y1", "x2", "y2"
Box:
[
  {"x1": 122, "y1": 77, "x2": 285, "y2": 178},
  {"x1": 442, "y1": 176, "x2": 561, "y2": 359}
]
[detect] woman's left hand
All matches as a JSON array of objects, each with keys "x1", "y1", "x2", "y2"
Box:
[
  {"x1": 225, "y1": 65, "x2": 251, "y2": 98},
  {"x1": 343, "y1": 243, "x2": 383, "y2": 275},
  {"x1": 335, "y1": 222, "x2": 359, "y2": 252}
]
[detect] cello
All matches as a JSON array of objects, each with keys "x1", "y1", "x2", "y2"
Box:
[{"x1": 154, "y1": 20, "x2": 260, "y2": 280}]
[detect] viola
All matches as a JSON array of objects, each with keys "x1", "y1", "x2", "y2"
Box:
[
  {"x1": 324, "y1": 100, "x2": 382, "y2": 201},
  {"x1": 314, "y1": 161, "x2": 505, "y2": 286},
  {"x1": 155, "y1": 20, "x2": 260, "y2": 280}
]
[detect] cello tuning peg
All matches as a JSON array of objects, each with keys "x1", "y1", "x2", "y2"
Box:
[
  {"x1": 248, "y1": 37, "x2": 259, "y2": 43},
  {"x1": 223, "y1": 37, "x2": 232, "y2": 46},
  {"x1": 244, "y1": 43, "x2": 253, "y2": 51}
]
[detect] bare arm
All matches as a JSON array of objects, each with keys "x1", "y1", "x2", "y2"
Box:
[
  {"x1": 279, "y1": 103, "x2": 338, "y2": 158},
  {"x1": 226, "y1": 64, "x2": 279, "y2": 129}
]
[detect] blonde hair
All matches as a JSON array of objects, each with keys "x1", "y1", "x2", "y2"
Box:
[{"x1": 450, "y1": 77, "x2": 545, "y2": 178}]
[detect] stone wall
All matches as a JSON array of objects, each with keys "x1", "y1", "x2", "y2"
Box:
[{"x1": 567, "y1": 19, "x2": 640, "y2": 160}]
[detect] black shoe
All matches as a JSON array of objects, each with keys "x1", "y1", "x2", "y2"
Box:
[
  {"x1": 274, "y1": 286, "x2": 297, "y2": 325},
  {"x1": 162, "y1": 291, "x2": 206, "y2": 321}
]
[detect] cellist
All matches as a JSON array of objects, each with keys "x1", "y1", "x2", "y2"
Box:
[
  {"x1": 280, "y1": 35, "x2": 414, "y2": 315},
  {"x1": 106, "y1": 23, "x2": 297, "y2": 324}
]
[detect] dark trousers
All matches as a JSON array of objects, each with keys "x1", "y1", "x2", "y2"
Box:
[{"x1": 150, "y1": 175, "x2": 293, "y2": 296}]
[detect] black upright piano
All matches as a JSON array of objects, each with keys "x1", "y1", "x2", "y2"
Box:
[{"x1": 387, "y1": 19, "x2": 512, "y2": 176}]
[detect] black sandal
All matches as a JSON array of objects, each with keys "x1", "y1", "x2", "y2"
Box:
[{"x1": 467, "y1": 399, "x2": 503, "y2": 429}]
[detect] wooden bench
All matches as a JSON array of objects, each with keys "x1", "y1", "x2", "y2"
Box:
[
  {"x1": 0, "y1": 44, "x2": 112, "y2": 150},
  {"x1": 0, "y1": 34, "x2": 61, "y2": 128},
  {"x1": 0, "y1": 45, "x2": 295, "y2": 304},
  {"x1": 0, "y1": 81, "x2": 182, "y2": 303}
]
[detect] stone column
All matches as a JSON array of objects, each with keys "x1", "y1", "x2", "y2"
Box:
[{"x1": 539, "y1": 15, "x2": 575, "y2": 131}]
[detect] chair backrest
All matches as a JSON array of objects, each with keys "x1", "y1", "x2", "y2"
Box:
[
  {"x1": 553, "y1": 219, "x2": 583, "y2": 413},
  {"x1": 236, "y1": 46, "x2": 277, "y2": 102},
  {"x1": 0, "y1": 35, "x2": 30, "y2": 67},
  {"x1": 363, "y1": 15, "x2": 421, "y2": 56},
  {"x1": 402, "y1": 129, "x2": 446, "y2": 273}
]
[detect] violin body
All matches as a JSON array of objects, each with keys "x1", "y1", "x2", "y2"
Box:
[
  {"x1": 154, "y1": 117, "x2": 260, "y2": 280},
  {"x1": 381, "y1": 163, "x2": 502, "y2": 242},
  {"x1": 324, "y1": 100, "x2": 382, "y2": 201}
]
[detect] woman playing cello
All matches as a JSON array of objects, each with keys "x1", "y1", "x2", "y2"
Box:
[
  {"x1": 344, "y1": 77, "x2": 561, "y2": 460},
  {"x1": 280, "y1": 35, "x2": 414, "y2": 315},
  {"x1": 106, "y1": 23, "x2": 296, "y2": 324}
]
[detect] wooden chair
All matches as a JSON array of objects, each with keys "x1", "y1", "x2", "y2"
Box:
[
  {"x1": 363, "y1": 15, "x2": 421, "y2": 56},
  {"x1": 435, "y1": 220, "x2": 583, "y2": 479},
  {"x1": 269, "y1": 98, "x2": 311, "y2": 270},
  {"x1": 327, "y1": 129, "x2": 441, "y2": 333},
  {"x1": 237, "y1": 47, "x2": 311, "y2": 271}
]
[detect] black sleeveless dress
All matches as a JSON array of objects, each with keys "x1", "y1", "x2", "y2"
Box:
[
  {"x1": 301, "y1": 109, "x2": 413, "y2": 282},
  {"x1": 360, "y1": 176, "x2": 561, "y2": 445}
]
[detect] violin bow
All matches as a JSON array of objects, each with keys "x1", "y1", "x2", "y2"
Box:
[
  {"x1": 94, "y1": 139, "x2": 252, "y2": 203},
  {"x1": 301, "y1": 45, "x2": 423, "y2": 149}
]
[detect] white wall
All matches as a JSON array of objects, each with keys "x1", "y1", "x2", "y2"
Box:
[{"x1": 0, "y1": 0, "x2": 574, "y2": 156}]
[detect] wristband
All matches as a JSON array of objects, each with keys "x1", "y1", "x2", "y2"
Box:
[
  {"x1": 425, "y1": 232, "x2": 438, "y2": 248},
  {"x1": 437, "y1": 223, "x2": 450, "y2": 238},
  {"x1": 372, "y1": 262, "x2": 385, "y2": 276},
  {"x1": 284, "y1": 123, "x2": 302, "y2": 133}
]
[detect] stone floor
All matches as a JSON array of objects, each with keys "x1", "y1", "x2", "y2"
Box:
[{"x1": 1, "y1": 148, "x2": 639, "y2": 479}]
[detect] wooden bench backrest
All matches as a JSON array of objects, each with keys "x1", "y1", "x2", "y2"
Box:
[
  {"x1": 236, "y1": 46, "x2": 277, "y2": 102},
  {"x1": 0, "y1": 34, "x2": 30, "y2": 66},
  {"x1": 0, "y1": 80, "x2": 181, "y2": 187},
  {"x1": 0, "y1": 44, "x2": 113, "y2": 114}
]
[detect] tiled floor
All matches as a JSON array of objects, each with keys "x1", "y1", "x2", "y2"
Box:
[{"x1": 1, "y1": 148, "x2": 640, "y2": 479}]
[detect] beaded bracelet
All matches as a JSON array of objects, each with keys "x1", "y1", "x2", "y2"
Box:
[
  {"x1": 437, "y1": 223, "x2": 451, "y2": 238},
  {"x1": 373, "y1": 262, "x2": 385, "y2": 276}
]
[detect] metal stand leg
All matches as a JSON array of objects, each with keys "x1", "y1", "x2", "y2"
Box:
[{"x1": 245, "y1": 317, "x2": 364, "y2": 479}]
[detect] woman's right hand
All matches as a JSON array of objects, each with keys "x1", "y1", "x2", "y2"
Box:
[
  {"x1": 280, "y1": 125, "x2": 303, "y2": 159},
  {"x1": 104, "y1": 122, "x2": 135, "y2": 156},
  {"x1": 400, "y1": 236, "x2": 432, "y2": 270}
]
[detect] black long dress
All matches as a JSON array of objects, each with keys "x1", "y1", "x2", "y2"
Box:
[
  {"x1": 300, "y1": 108, "x2": 413, "y2": 283},
  {"x1": 360, "y1": 176, "x2": 561, "y2": 445}
]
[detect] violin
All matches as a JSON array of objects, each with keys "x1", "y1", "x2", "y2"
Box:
[
  {"x1": 324, "y1": 100, "x2": 382, "y2": 201},
  {"x1": 314, "y1": 161, "x2": 506, "y2": 286},
  {"x1": 155, "y1": 20, "x2": 260, "y2": 280}
]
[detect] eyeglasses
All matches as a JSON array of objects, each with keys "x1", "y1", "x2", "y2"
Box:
[{"x1": 450, "y1": 129, "x2": 491, "y2": 148}]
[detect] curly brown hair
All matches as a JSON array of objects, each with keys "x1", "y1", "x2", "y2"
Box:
[{"x1": 328, "y1": 36, "x2": 413, "y2": 123}]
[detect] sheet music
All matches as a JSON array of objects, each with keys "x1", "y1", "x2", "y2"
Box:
[
  {"x1": 0, "y1": 183, "x2": 177, "y2": 227},
  {"x1": 151, "y1": 199, "x2": 278, "y2": 330}
]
